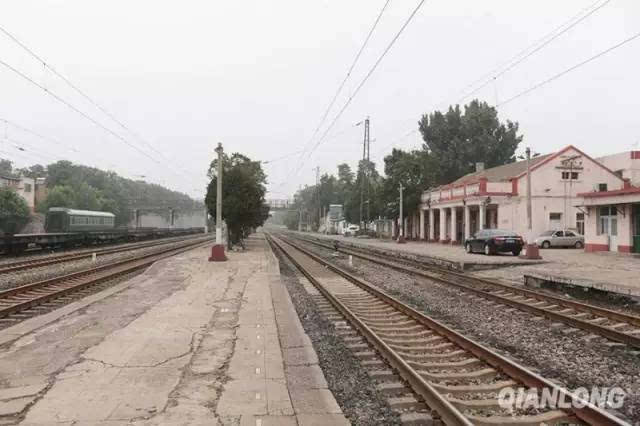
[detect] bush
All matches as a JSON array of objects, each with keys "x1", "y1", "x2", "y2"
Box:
[{"x1": 0, "y1": 187, "x2": 31, "y2": 234}]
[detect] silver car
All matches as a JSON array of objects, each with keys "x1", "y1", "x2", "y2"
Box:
[{"x1": 535, "y1": 230, "x2": 584, "y2": 249}]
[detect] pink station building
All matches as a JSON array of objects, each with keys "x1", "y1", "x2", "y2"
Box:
[{"x1": 406, "y1": 146, "x2": 640, "y2": 255}]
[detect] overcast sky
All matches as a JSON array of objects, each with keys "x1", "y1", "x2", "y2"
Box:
[{"x1": 1, "y1": 0, "x2": 638, "y2": 200}]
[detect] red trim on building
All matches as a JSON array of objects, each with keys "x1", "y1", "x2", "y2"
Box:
[
  {"x1": 478, "y1": 178, "x2": 488, "y2": 194},
  {"x1": 515, "y1": 145, "x2": 624, "y2": 181},
  {"x1": 585, "y1": 243, "x2": 609, "y2": 252},
  {"x1": 511, "y1": 178, "x2": 518, "y2": 195},
  {"x1": 618, "y1": 245, "x2": 632, "y2": 253},
  {"x1": 578, "y1": 186, "x2": 640, "y2": 198},
  {"x1": 631, "y1": 151, "x2": 640, "y2": 160}
]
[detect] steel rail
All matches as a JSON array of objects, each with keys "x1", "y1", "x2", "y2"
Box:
[
  {"x1": 295, "y1": 235, "x2": 640, "y2": 348},
  {"x1": 0, "y1": 235, "x2": 199, "y2": 275},
  {"x1": 274, "y1": 233, "x2": 628, "y2": 426},
  {"x1": 0, "y1": 237, "x2": 212, "y2": 319},
  {"x1": 268, "y1": 234, "x2": 471, "y2": 426}
]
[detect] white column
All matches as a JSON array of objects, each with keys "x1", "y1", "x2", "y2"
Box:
[
  {"x1": 428, "y1": 209, "x2": 435, "y2": 241},
  {"x1": 419, "y1": 209, "x2": 425, "y2": 240},
  {"x1": 479, "y1": 203, "x2": 486, "y2": 230},
  {"x1": 451, "y1": 207, "x2": 458, "y2": 243},
  {"x1": 439, "y1": 208, "x2": 447, "y2": 242},
  {"x1": 464, "y1": 205, "x2": 471, "y2": 240}
]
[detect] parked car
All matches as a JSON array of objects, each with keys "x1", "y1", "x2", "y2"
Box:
[
  {"x1": 465, "y1": 229, "x2": 524, "y2": 256},
  {"x1": 534, "y1": 230, "x2": 584, "y2": 249},
  {"x1": 342, "y1": 224, "x2": 360, "y2": 236}
]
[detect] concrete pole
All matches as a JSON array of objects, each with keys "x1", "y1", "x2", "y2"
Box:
[
  {"x1": 526, "y1": 147, "x2": 532, "y2": 236},
  {"x1": 397, "y1": 183, "x2": 405, "y2": 243},
  {"x1": 215, "y1": 143, "x2": 223, "y2": 245}
]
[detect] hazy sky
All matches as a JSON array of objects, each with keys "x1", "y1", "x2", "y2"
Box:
[{"x1": 1, "y1": 0, "x2": 638, "y2": 200}]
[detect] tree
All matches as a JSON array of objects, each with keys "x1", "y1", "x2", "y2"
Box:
[
  {"x1": 37, "y1": 185, "x2": 76, "y2": 213},
  {"x1": 418, "y1": 100, "x2": 522, "y2": 185},
  {"x1": 0, "y1": 159, "x2": 14, "y2": 177},
  {"x1": 344, "y1": 159, "x2": 382, "y2": 225},
  {"x1": 0, "y1": 187, "x2": 30, "y2": 234},
  {"x1": 205, "y1": 153, "x2": 269, "y2": 248},
  {"x1": 16, "y1": 164, "x2": 46, "y2": 179},
  {"x1": 381, "y1": 149, "x2": 436, "y2": 220}
]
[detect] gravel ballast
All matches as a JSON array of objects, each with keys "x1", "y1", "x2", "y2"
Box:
[
  {"x1": 273, "y1": 246, "x2": 401, "y2": 426},
  {"x1": 292, "y1": 237, "x2": 640, "y2": 423}
]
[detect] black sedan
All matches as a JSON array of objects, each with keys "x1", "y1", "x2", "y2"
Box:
[{"x1": 465, "y1": 229, "x2": 524, "y2": 256}]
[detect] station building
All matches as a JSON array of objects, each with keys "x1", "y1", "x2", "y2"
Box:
[
  {"x1": 577, "y1": 151, "x2": 640, "y2": 253},
  {"x1": 414, "y1": 145, "x2": 624, "y2": 244}
]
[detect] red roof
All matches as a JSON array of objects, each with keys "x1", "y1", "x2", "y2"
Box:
[{"x1": 579, "y1": 186, "x2": 640, "y2": 198}]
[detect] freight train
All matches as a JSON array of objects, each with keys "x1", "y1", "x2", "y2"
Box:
[{"x1": 1, "y1": 208, "x2": 205, "y2": 254}]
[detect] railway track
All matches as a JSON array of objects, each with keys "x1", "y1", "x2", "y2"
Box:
[
  {"x1": 291, "y1": 234, "x2": 640, "y2": 350},
  {"x1": 0, "y1": 236, "x2": 212, "y2": 323},
  {"x1": 0, "y1": 235, "x2": 203, "y2": 275},
  {"x1": 268, "y1": 234, "x2": 625, "y2": 425}
]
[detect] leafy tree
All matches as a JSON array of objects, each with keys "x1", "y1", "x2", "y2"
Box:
[
  {"x1": 0, "y1": 158, "x2": 14, "y2": 177},
  {"x1": 205, "y1": 153, "x2": 269, "y2": 248},
  {"x1": 344, "y1": 159, "x2": 382, "y2": 225},
  {"x1": 418, "y1": 100, "x2": 522, "y2": 185},
  {"x1": 0, "y1": 187, "x2": 30, "y2": 234},
  {"x1": 381, "y1": 149, "x2": 436, "y2": 220},
  {"x1": 16, "y1": 164, "x2": 46, "y2": 179},
  {"x1": 37, "y1": 185, "x2": 76, "y2": 213}
]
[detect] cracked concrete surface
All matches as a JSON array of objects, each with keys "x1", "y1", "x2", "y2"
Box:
[{"x1": 0, "y1": 234, "x2": 346, "y2": 426}]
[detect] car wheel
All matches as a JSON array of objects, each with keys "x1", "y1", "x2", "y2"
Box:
[
  {"x1": 465, "y1": 243, "x2": 473, "y2": 254},
  {"x1": 574, "y1": 241, "x2": 583, "y2": 249},
  {"x1": 484, "y1": 244, "x2": 492, "y2": 256},
  {"x1": 542, "y1": 241, "x2": 551, "y2": 249},
  {"x1": 512, "y1": 249, "x2": 521, "y2": 256}
]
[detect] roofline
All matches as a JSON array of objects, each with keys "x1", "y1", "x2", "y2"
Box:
[
  {"x1": 578, "y1": 186, "x2": 640, "y2": 198},
  {"x1": 514, "y1": 145, "x2": 625, "y2": 181}
]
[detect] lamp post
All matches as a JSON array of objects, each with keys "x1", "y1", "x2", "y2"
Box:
[{"x1": 209, "y1": 142, "x2": 227, "y2": 261}]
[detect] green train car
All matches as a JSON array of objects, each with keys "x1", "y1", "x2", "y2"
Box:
[{"x1": 44, "y1": 208, "x2": 116, "y2": 233}]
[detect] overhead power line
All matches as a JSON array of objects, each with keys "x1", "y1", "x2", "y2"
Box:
[
  {"x1": 454, "y1": 0, "x2": 611, "y2": 105},
  {"x1": 288, "y1": 0, "x2": 392, "y2": 178},
  {"x1": 498, "y1": 30, "x2": 640, "y2": 107},
  {"x1": 0, "y1": 25, "x2": 199, "y2": 180},
  {"x1": 284, "y1": 0, "x2": 427, "y2": 187}
]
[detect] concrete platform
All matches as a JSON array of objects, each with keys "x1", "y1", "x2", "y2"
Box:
[
  {"x1": 302, "y1": 232, "x2": 545, "y2": 271},
  {"x1": 299, "y1": 232, "x2": 640, "y2": 298},
  {"x1": 0, "y1": 234, "x2": 347, "y2": 425}
]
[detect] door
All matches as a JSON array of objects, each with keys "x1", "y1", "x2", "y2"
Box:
[
  {"x1": 599, "y1": 206, "x2": 618, "y2": 251},
  {"x1": 551, "y1": 231, "x2": 564, "y2": 247},
  {"x1": 549, "y1": 213, "x2": 562, "y2": 230}
]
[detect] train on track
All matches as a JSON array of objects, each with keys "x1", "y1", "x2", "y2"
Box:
[{"x1": 1, "y1": 208, "x2": 205, "y2": 254}]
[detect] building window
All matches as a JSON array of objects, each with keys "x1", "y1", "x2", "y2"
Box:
[
  {"x1": 598, "y1": 183, "x2": 608, "y2": 192},
  {"x1": 561, "y1": 172, "x2": 580, "y2": 180},
  {"x1": 597, "y1": 206, "x2": 617, "y2": 236},
  {"x1": 576, "y1": 213, "x2": 584, "y2": 235}
]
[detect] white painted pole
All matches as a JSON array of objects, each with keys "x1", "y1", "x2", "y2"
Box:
[{"x1": 215, "y1": 143, "x2": 223, "y2": 245}]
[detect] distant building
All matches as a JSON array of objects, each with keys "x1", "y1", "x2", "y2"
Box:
[
  {"x1": 34, "y1": 177, "x2": 47, "y2": 210},
  {"x1": 577, "y1": 151, "x2": 640, "y2": 253},
  {"x1": 414, "y1": 145, "x2": 623, "y2": 245},
  {"x1": 1, "y1": 175, "x2": 35, "y2": 211}
]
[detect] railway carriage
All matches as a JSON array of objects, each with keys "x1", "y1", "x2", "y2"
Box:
[{"x1": 45, "y1": 208, "x2": 116, "y2": 233}]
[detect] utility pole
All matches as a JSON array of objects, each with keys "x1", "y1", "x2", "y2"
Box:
[
  {"x1": 209, "y1": 142, "x2": 227, "y2": 261},
  {"x1": 524, "y1": 146, "x2": 540, "y2": 259},
  {"x1": 313, "y1": 166, "x2": 320, "y2": 231},
  {"x1": 397, "y1": 182, "x2": 406, "y2": 243},
  {"x1": 360, "y1": 116, "x2": 370, "y2": 232}
]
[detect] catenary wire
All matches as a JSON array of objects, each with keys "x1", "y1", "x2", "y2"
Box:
[
  {"x1": 0, "y1": 24, "x2": 196, "y2": 178},
  {"x1": 454, "y1": 0, "x2": 612, "y2": 104},
  {"x1": 498, "y1": 30, "x2": 640, "y2": 107},
  {"x1": 286, "y1": 0, "x2": 427, "y2": 187},
  {"x1": 288, "y1": 0, "x2": 392, "y2": 180}
]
